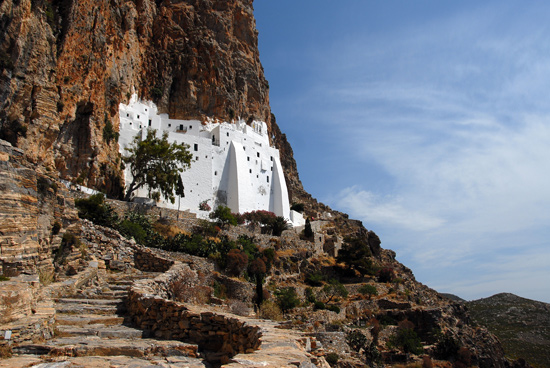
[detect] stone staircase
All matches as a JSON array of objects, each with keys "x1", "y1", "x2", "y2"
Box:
[{"x1": 10, "y1": 270, "x2": 209, "y2": 368}]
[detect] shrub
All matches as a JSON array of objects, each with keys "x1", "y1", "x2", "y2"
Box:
[
  {"x1": 103, "y1": 118, "x2": 119, "y2": 144},
  {"x1": 305, "y1": 271, "x2": 325, "y2": 286},
  {"x1": 118, "y1": 219, "x2": 147, "y2": 244},
  {"x1": 209, "y1": 205, "x2": 237, "y2": 229},
  {"x1": 225, "y1": 249, "x2": 248, "y2": 277},
  {"x1": 305, "y1": 287, "x2": 316, "y2": 303},
  {"x1": 271, "y1": 216, "x2": 290, "y2": 236},
  {"x1": 377, "y1": 267, "x2": 396, "y2": 283},
  {"x1": 313, "y1": 301, "x2": 326, "y2": 310},
  {"x1": 0, "y1": 275, "x2": 10, "y2": 282},
  {"x1": 75, "y1": 193, "x2": 119, "y2": 228},
  {"x1": 229, "y1": 300, "x2": 251, "y2": 316},
  {"x1": 213, "y1": 281, "x2": 227, "y2": 299},
  {"x1": 327, "y1": 305, "x2": 340, "y2": 314},
  {"x1": 326, "y1": 352, "x2": 339, "y2": 365},
  {"x1": 275, "y1": 287, "x2": 300, "y2": 315},
  {"x1": 54, "y1": 232, "x2": 80, "y2": 265},
  {"x1": 259, "y1": 300, "x2": 283, "y2": 321},
  {"x1": 291, "y1": 203, "x2": 304, "y2": 212},
  {"x1": 0, "y1": 344, "x2": 12, "y2": 359},
  {"x1": 388, "y1": 325, "x2": 423, "y2": 355},
  {"x1": 199, "y1": 199, "x2": 211, "y2": 211},
  {"x1": 337, "y1": 236, "x2": 377, "y2": 276},
  {"x1": 322, "y1": 279, "x2": 348, "y2": 303},
  {"x1": 151, "y1": 86, "x2": 163, "y2": 99},
  {"x1": 51, "y1": 221, "x2": 62, "y2": 235},
  {"x1": 169, "y1": 268, "x2": 212, "y2": 304},
  {"x1": 359, "y1": 284, "x2": 378, "y2": 299},
  {"x1": 38, "y1": 267, "x2": 54, "y2": 286},
  {"x1": 346, "y1": 329, "x2": 367, "y2": 352}
]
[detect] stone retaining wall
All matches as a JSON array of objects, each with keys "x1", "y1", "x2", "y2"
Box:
[
  {"x1": 134, "y1": 247, "x2": 175, "y2": 272},
  {"x1": 127, "y1": 263, "x2": 262, "y2": 363}
]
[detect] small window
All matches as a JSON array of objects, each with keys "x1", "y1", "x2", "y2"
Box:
[
  {"x1": 215, "y1": 171, "x2": 218, "y2": 176},
  {"x1": 243, "y1": 147, "x2": 246, "y2": 150},
  {"x1": 267, "y1": 176, "x2": 269, "y2": 183},
  {"x1": 126, "y1": 113, "x2": 129, "y2": 117},
  {"x1": 256, "y1": 175, "x2": 259, "y2": 178},
  {"x1": 129, "y1": 122, "x2": 132, "y2": 125},
  {"x1": 137, "y1": 115, "x2": 140, "y2": 119},
  {"x1": 194, "y1": 144, "x2": 198, "y2": 151},
  {"x1": 145, "y1": 108, "x2": 148, "y2": 112},
  {"x1": 168, "y1": 124, "x2": 171, "y2": 127},
  {"x1": 148, "y1": 120, "x2": 152, "y2": 127},
  {"x1": 271, "y1": 167, "x2": 273, "y2": 171},
  {"x1": 270, "y1": 156, "x2": 273, "y2": 161},
  {"x1": 179, "y1": 124, "x2": 184, "y2": 130},
  {"x1": 247, "y1": 157, "x2": 250, "y2": 161},
  {"x1": 189, "y1": 125, "x2": 193, "y2": 129},
  {"x1": 227, "y1": 132, "x2": 229, "y2": 137},
  {"x1": 196, "y1": 156, "x2": 199, "y2": 161},
  {"x1": 257, "y1": 152, "x2": 260, "y2": 158},
  {"x1": 249, "y1": 169, "x2": 252, "y2": 173}
]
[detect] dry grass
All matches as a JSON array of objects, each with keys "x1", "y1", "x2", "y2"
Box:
[
  {"x1": 153, "y1": 222, "x2": 189, "y2": 238},
  {"x1": 0, "y1": 344, "x2": 12, "y2": 359},
  {"x1": 38, "y1": 267, "x2": 55, "y2": 286},
  {"x1": 258, "y1": 300, "x2": 283, "y2": 321}
]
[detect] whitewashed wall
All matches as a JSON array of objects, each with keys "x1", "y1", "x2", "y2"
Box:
[{"x1": 118, "y1": 95, "x2": 301, "y2": 225}]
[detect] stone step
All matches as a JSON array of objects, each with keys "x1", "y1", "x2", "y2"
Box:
[
  {"x1": 55, "y1": 297, "x2": 123, "y2": 305},
  {"x1": 107, "y1": 284, "x2": 131, "y2": 291},
  {"x1": 55, "y1": 314, "x2": 126, "y2": 327},
  {"x1": 55, "y1": 324, "x2": 143, "y2": 339},
  {"x1": 13, "y1": 337, "x2": 199, "y2": 359},
  {"x1": 55, "y1": 303, "x2": 124, "y2": 315}
]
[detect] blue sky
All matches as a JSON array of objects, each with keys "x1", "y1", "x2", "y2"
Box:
[{"x1": 254, "y1": 1, "x2": 550, "y2": 303}]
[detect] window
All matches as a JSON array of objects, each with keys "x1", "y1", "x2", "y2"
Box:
[
  {"x1": 195, "y1": 156, "x2": 199, "y2": 161},
  {"x1": 137, "y1": 115, "x2": 140, "y2": 119},
  {"x1": 257, "y1": 152, "x2": 260, "y2": 158},
  {"x1": 270, "y1": 156, "x2": 273, "y2": 161},
  {"x1": 215, "y1": 171, "x2": 218, "y2": 176},
  {"x1": 145, "y1": 108, "x2": 148, "y2": 112},
  {"x1": 247, "y1": 157, "x2": 250, "y2": 161},
  {"x1": 249, "y1": 169, "x2": 252, "y2": 173},
  {"x1": 194, "y1": 144, "x2": 198, "y2": 151},
  {"x1": 126, "y1": 113, "x2": 129, "y2": 117},
  {"x1": 267, "y1": 176, "x2": 269, "y2": 183},
  {"x1": 179, "y1": 124, "x2": 184, "y2": 130},
  {"x1": 189, "y1": 125, "x2": 193, "y2": 129},
  {"x1": 227, "y1": 132, "x2": 229, "y2": 137},
  {"x1": 148, "y1": 120, "x2": 152, "y2": 127},
  {"x1": 168, "y1": 124, "x2": 171, "y2": 127}
]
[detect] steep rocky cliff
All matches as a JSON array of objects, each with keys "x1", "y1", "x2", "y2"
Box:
[{"x1": 0, "y1": 0, "x2": 273, "y2": 196}]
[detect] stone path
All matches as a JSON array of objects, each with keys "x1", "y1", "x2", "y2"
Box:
[
  {"x1": 6, "y1": 270, "x2": 209, "y2": 368},
  {"x1": 3, "y1": 268, "x2": 327, "y2": 368}
]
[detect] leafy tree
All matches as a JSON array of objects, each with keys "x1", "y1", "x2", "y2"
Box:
[
  {"x1": 388, "y1": 320, "x2": 423, "y2": 355},
  {"x1": 275, "y1": 287, "x2": 300, "y2": 315},
  {"x1": 322, "y1": 279, "x2": 349, "y2": 303},
  {"x1": 337, "y1": 236, "x2": 378, "y2": 276},
  {"x1": 123, "y1": 129, "x2": 193, "y2": 202},
  {"x1": 358, "y1": 284, "x2": 378, "y2": 299},
  {"x1": 209, "y1": 205, "x2": 238, "y2": 229}
]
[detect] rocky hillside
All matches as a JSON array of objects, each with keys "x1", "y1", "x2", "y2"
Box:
[{"x1": 467, "y1": 293, "x2": 550, "y2": 368}]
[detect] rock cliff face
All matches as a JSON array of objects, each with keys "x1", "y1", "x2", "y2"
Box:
[{"x1": 0, "y1": 0, "x2": 272, "y2": 196}]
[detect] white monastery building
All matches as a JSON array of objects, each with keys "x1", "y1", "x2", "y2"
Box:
[{"x1": 119, "y1": 95, "x2": 304, "y2": 226}]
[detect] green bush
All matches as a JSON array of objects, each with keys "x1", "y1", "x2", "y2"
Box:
[
  {"x1": 346, "y1": 329, "x2": 367, "y2": 352},
  {"x1": 51, "y1": 221, "x2": 62, "y2": 235},
  {"x1": 151, "y1": 87, "x2": 163, "y2": 100},
  {"x1": 275, "y1": 287, "x2": 300, "y2": 315},
  {"x1": 290, "y1": 203, "x2": 304, "y2": 213},
  {"x1": 336, "y1": 236, "x2": 377, "y2": 276},
  {"x1": 305, "y1": 271, "x2": 325, "y2": 286},
  {"x1": 209, "y1": 205, "x2": 237, "y2": 229},
  {"x1": 118, "y1": 219, "x2": 147, "y2": 244},
  {"x1": 313, "y1": 301, "x2": 326, "y2": 310},
  {"x1": 388, "y1": 327, "x2": 423, "y2": 355},
  {"x1": 103, "y1": 118, "x2": 119, "y2": 144},
  {"x1": 358, "y1": 284, "x2": 378, "y2": 299},
  {"x1": 75, "y1": 194, "x2": 119, "y2": 228},
  {"x1": 327, "y1": 305, "x2": 340, "y2": 313},
  {"x1": 325, "y1": 352, "x2": 339, "y2": 365}
]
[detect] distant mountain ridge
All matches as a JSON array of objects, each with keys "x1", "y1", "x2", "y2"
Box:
[{"x1": 466, "y1": 293, "x2": 550, "y2": 368}]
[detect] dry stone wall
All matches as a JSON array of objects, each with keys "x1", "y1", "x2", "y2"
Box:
[{"x1": 128, "y1": 263, "x2": 262, "y2": 362}]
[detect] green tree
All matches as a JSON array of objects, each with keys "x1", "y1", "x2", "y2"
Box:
[
  {"x1": 358, "y1": 284, "x2": 378, "y2": 299},
  {"x1": 275, "y1": 287, "x2": 300, "y2": 315},
  {"x1": 322, "y1": 279, "x2": 349, "y2": 303},
  {"x1": 123, "y1": 129, "x2": 193, "y2": 202},
  {"x1": 209, "y1": 205, "x2": 238, "y2": 229}
]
